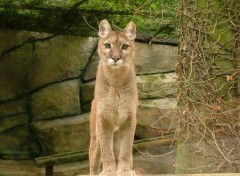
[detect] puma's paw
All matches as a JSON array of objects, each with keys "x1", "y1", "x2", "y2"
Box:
[
  {"x1": 99, "y1": 171, "x2": 117, "y2": 176},
  {"x1": 117, "y1": 170, "x2": 136, "y2": 176}
]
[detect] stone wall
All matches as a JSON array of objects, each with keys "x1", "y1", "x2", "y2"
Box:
[{"x1": 0, "y1": 29, "x2": 178, "y2": 159}]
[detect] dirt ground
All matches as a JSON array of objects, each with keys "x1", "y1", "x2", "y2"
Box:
[{"x1": 0, "y1": 159, "x2": 89, "y2": 176}]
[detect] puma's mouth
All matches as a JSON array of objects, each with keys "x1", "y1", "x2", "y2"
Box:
[{"x1": 107, "y1": 58, "x2": 124, "y2": 67}]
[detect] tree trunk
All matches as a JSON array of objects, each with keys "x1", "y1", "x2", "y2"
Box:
[{"x1": 176, "y1": 0, "x2": 240, "y2": 173}]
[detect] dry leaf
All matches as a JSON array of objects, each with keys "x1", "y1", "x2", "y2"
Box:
[
  {"x1": 182, "y1": 45, "x2": 187, "y2": 51},
  {"x1": 216, "y1": 96, "x2": 222, "y2": 103},
  {"x1": 213, "y1": 105, "x2": 221, "y2": 110},
  {"x1": 226, "y1": 75, "x2": 233, "y2": 81}
]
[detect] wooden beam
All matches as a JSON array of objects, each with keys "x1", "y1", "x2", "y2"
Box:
[
  {"x1": 35, "y1": 150, "x2": 89, "y2": 167},
  {"x1": 45, "y1": 165, "x2": 53, "y2": 176}
]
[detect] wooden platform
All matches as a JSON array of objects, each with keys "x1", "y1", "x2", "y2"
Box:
[{"x1": 77, "y1": 174, "x2": 240, "y2": 176}]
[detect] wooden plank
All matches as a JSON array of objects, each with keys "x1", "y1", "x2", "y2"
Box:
[
  {"x1": 134, "y1": 138, "x2": 176, "y2": 150},
  {"x1": 134, "y1": 134, "x2": 175, "y2": 144},
  {"x1": 35, "y1": 136, "x2": 176, "y2": 167},
  {"x1": 76, "y1": 173, "x2": 240, "y2": 176},
  {"x1": 76, "y1": 174, "x2": 240, "y2": 176},
  {"x1": 35, "y1": 150, "x2": 88, "y2": 166},
  {"x1": 45, "y1": 165, "x2": 53, "y2": 176}
]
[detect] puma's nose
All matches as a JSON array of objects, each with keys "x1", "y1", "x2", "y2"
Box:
[{"x1": 112, "y1": 56, "x2": 122, "y2": 63}]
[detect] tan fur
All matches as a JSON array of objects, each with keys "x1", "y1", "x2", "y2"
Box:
[{"x1": 89, "y1": 20, "x2": 138, "y2": 176}]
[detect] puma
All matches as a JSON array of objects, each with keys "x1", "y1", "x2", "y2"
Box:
[{"x1": 89, "y1": 19, "x2": 138, "y2": 176}]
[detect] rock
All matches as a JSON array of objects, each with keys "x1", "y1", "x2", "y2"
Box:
[
  {"x1": 137, "y1": 73, "x2": 177, "y2": 99},
  {"x1": 80, "y1": 81, "x2": 95, "y2": 111},
  {"x1": 0, "y1": 98, "x2": 27, "y2": 117},
  {"x1": 0, "y1": 44, "x2": 34, "y2": 101},
  {"x1": 139, "y1": 98, "x2": 177, "y2": 109},
  {"x1": 0, "y1": 29, "x2": 50, "y2": 54},
  {"x1": 32, "y1": 113, "x2": 90, "y2": 154},
  {"x1": 0, "y1": 33, "x2": 97, "y2": 101},
  {"x1": 80, "y1": 81, "x2": 95, "y2": 104},
  {"x1": 135, "y1": 43, "x2": 178, "y2": 74},
  {"x1": 30, "y1": 36, "x2": 97, "y2": 90},
  {"x1": 83, "y1": 43, "x2": 178, "y2": 81},
  {"x1": 82, "y1": 103, "x2": 92, "y2": 112},
  {"x1": 0, "y1": 159, "x2": 43, "y2": 176},
  {"x1": 133, "y1": 144, "x2": 176, "y2": 174},
  {"x1": 31, "y1": 80, "x2": 81, "y2": 121},
  {"x1": 0, "y1": 114, "x2": 29, "y2": 133},
  {"x1": 82, "y1": 51, "x2": 99, "y2": 81},
  {"x1": 136, "y1": 98, "x2": 178, "y2": 139},
  {"x1": 80, "y1": 73, "x2": 177, "y2": 110},
  {"x1": 2, "y1": 151, "x2": 30, "y2": 160},
  {"x1": 0, "y1": 126, "x2": 40, "y2": 157}
]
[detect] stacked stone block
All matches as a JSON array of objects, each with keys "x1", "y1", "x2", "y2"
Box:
[{"x1": 0, "y1": 29, "x2": 178, "y2": 159}]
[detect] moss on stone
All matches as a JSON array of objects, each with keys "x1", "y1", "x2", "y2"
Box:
[{"x1": 31, "y1": 80, "x2": 81, "y2": 121}]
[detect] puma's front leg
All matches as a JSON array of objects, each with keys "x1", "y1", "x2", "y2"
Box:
[
  {"x1": 117, "y1": 116, "x2": 136, "y2": 176},
  {"x1": 89, "y1": 100, "x2": 101, "y2": 175},
  {"x1": 97, "y1": 118, "x2": 116, "y2": 176}
]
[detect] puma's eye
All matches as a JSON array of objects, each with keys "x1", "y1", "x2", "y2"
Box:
[
  {"x1": 104, "y1": 43, "x2": 111, "y2": 49},
  {"x1": 122, "y1": 44, "x2": 129, "y2": 50}
]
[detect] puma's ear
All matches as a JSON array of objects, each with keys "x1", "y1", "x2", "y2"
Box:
[
  {"x1": 98, "y1": 19, "x2": 112, "y2": 38},
  {"x1": 124, "y1": 21, "x2": 136, "y2": 41}
]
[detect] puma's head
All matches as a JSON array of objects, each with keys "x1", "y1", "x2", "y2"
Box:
[{"x1": 97, "y1": 19, "x2": 136, "y2": 68}]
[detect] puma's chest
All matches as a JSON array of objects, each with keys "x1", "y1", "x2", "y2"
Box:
[
  {"x1": 96, "y1": 87, "x2": 137, "y2": 121},
  {"x1": 100, "y1": 88, "x2": 135, "y2": 110}
]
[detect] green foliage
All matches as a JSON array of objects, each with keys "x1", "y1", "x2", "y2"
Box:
[
  {"x1": 80, "y1": 0, "x2": 179, "y2": 38},
  {"x1": 0, "y1": 0, "x2": 179, "y2": 39}
]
